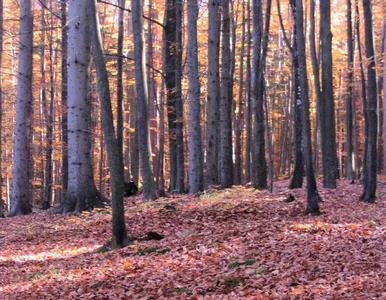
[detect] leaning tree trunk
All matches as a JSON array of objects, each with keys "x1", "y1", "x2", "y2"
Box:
[
  {"x1": 360, "y1": 0, "x2": 378, "y2": 202},
  {"x1": 206, "y1": 0, "x2": 221, "y2": 187},
  {"x1": 320, "y1": 0, "x2": 337, "y2": 188},
  {"x1": 346, "y1": 0, "x2": 355, "y2": 180},
  {"x1": 295, "y1": 0, "x2": 320, "y2": 214},
  {"x1": 88, "y1": 0, "x2": 128, "y2": 247},
  {"x1": 63, "y1": 0, "x2": 105, "y2": 213},
  {"x1": 187, "y1": 0, "x2": 204, "y2": 193},
  {"x1": 132, "y1": 0, "x2": 157, "y2": 200},
  {"x1": 10, "y1": 0, "x2": 33, "y2": 217}
]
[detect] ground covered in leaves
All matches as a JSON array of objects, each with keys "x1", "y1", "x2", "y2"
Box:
[{"x1": 1, "y1": 179, "x2": 386, "y2": 299}]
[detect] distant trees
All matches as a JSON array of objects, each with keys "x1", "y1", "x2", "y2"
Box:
[{"x1": 10, "y1": 0, "x2": 33, "y2": 216}]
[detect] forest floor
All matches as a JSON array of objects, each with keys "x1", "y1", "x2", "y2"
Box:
[{"x1": 1, "y1": 179, "x2": 386, "y2": 299}]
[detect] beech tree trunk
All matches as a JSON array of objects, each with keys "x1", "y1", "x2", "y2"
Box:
[
  {"x1": 346, "y1": 0, "x2": 355, "y2": 180},
  {"x1": 245, "y1": 0, "x2": 252, "y2": 183},
  {"x1": 219, "y1": 0, "x2": 233, "y2": 188},
  {"x1": 320, "y1": 0, "x2": 338, "y2": 188},
  {"x1": 252, "y1": 0, "x2": 267, "y2": 189},
  {"x1": 360, "y1": 0, "x2": 378, "y2": 202},
  {"x1": 10, "y1": 0, "x2": 33, "y2": 216},
  {"x1": 132, "y1": 0, "x2": 157, "y2": 200},
  {"x1": 295, "y1": 0, "x2": 320, "y2": 214},
  {"x1": 88, "y1": 0, "x2": 128, "y2": 247},
  {"x1": 187, "y1": 0, "x2": 204, "y2": 193},
  {"x1": 206, "y1": 0, "x2": 221, "y2": 187},
  {"x1": 63, "y1": 0, "x2": 105, "y2": 213}
]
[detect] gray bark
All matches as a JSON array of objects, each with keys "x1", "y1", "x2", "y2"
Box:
[
  {"x1": 295, "y1": 0, "x2": 320, "y2": 214},
  {"x1": 117, "y1": 0, "x2": 125, "y2": 159},
  {"x1": 10, "y1": 0, "x2": 33, "y2": 216},
  {"x1": 206, "y1": 0, "x2": 220, "y2": 187},
  {"x1": 383, "y1": 20, "x2": 386, "y2": 174},
  {"x1": 61, "y1": 0, "x2": 68, "y2": 196},
  {"x1": 88, "y1": 0, "x2": 128, "y2": 247},
  {"x1": 187, "y1": 0, "x2": 204, "y2": 193},
  {"x1": 245, "y1": 0, "x2": 252, "y2": 183},
  {"x1": 132, "y1": 0, "x2": 157, "y2": 200},
  {"x1": 220, "y1": 0, "x2": 233, "y2": 188},
  {"x1": 360, "y1": 0, "x2": 378, "y2": 202}
]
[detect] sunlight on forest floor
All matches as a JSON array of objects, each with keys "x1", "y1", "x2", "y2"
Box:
[{"x1": 1, "y1": 179, "x2": 386, "y2": 298}]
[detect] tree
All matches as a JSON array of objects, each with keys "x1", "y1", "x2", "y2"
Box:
[
  {"x1": 219, "y1": 0, "x2": 233, "y2": 188},
  {"x1": 360, "y1": 0, "x2": 378, "y2": 202},
  {"x1": 295, "y1": 0, "x2": 320, "y2": 214},
  {"x1": 62, "y1": 0, "x2": 105, "y2": 213},
  {"x1": 346, "y1": 0, "x2": 355, "y2": 180},
  {"x1": 206, "y1": 0, "x2": 220, "y2": 187},
  {"x1": 9, "y1": 0, "x2": 33, "y2": 216},
  {"x1": 0, "y1": 0, "x2": 4, "y2": 217},
  {"x1": 132, "y1": 0, "x2": 157, "y2": 200},
  {"x1": 252, "y1": 0, "x2": 267, "y2": 189},
  {"x1": 187, "y1": 0, "x2": 204, "y2": 193},
  {"x1": 320, "y1": 0, "x2": 338, "y2": 188},
  {"x1": 117, "y1": 0, "x2": 125, "y2": 160},
  {"x1": 88, "y1": 0, "x2": 128, "y2": 247}
]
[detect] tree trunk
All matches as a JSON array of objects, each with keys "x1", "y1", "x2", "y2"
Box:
[
  {"x1": 382, "y1": 20, "x2": 386, "y2": 174},
  {"x1": 220, "y1": 0, "x2": 233, "y2": 188},
  {"x1": 88, "y1": 0, "x2": 128, "y2": 247},
  {"x1": 132, "y1": 0, "x2": 157, "y2": 200},
  {"x1": 346, "y1": 0, "x2": 355, "y2": 180},
  {"x1": 360, "y1": 0, "x2": 377, "y2": 202},
  {"x1": 320, "y1": 0, "x2": 337, "y2": 188},
  {"x1": 252, "y1": 0, "x2": 267, "y2": 189},
  {"x1": 164, "y1": 0, "x2": 177, "y2": 191},
  {"x1": 175, "y1": 0, "x2": 184, "y2": 193},
  {"x1": 206, "y1": 0, "x2": 221, "y2": 187},
  {"x1": 10, "y1": 0, "x2": 33, "y2": 216},
  {"x1": 63, "y1": 0, "x2": 105, "y2": 213},
  {"x1": 117, "y1": 0, "x2": 125, "y2": 159},
  {"x1": 187, "y1": 0, "x2": 204, "y2": 193},
  {"x1": 61, "y1": 0, "x2": 68, "y2": 197},
  {"x1": 295, "y1": 0, "x2": 320, "y2": 214},
  {"x1": 245, "y1": 0, "x2": 252, "y2": 184}
]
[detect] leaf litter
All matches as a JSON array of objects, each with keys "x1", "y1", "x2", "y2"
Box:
[{"x1": 1, "y1": 179, "x2": 386, "y2": 299}]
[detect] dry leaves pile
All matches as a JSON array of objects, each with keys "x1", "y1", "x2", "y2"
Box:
[{"x1": 1, "y1": 179, "x2": 386, "y2": 299}]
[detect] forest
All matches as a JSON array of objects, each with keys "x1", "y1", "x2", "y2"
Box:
[{"x1": 0, "y1": 0, "x2": 386, "y2": 298}]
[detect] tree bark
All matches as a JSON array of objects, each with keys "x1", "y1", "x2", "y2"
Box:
[
  {"x1": 132, "y1": 0, "x2": 157, "y2": 200},
  {"x1": 88, "y1": 0, "x2": 128, "y2": 247},
  {"x1": 346, "y1": 0, "x2": 355, "y2": 180},
  {"x1": 206, "y1": 0, "x2": 221, "y2": 187},
  {"x1": 10, "y1": 0, "x2": 33, "y2": 216},
  {"x1": 220, "y1": 0, "x2": 233, "y2": 188},
  {"x1": 320, "y1": 0, "x2": 337, "y2": 188},
  {"x1": 360, "y1": 0, "x2": 378, "y2": 202},
  {"x1": 295, "y1": 0, "x2": 320, "y2": 214},
  {"x1": 187, "y1": 0, "x2": 204, "y2": 193},
  {"x1": 117, "y1": 0, "x2": 125, "y2": 160}
]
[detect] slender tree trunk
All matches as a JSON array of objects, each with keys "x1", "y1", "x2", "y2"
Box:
[
  {"x1": 360, "y1": 0, "x2": 378, "y2": 202},
  {"x1": 206, "y1": 0, "x2": 221, "y2": 187},
  {"x1": 382, "y1": 20, "x2": 386, "y2": 174},
  {"x1": 220, "y1": 0, "x2": 233, "y2": 188},
  {"x1": 88, "y1": 0, "x2": 128, "y2": 247},
  {"x1": 175, "y1": 0, "x2": 184, "y2": 193},
  {"x1": 320, "y1": 0, "x2": 337, "y2": 188},
  {"x1": 164, "y1": 0, "x2": 177, "y2": 191},
  {"x1": 10, "y1": 0, "x2": 33, "y2": 216},
  {"x1": 295, "y1": 0, "x2": 320, "y2": 214},
  {"x1": 245, "y1": 0, "x2": 252, "y2": 184},
  {"x1": 132, "y1": 0, "x2": 157, "y2": 200},
  {"x1": 117, "y1": 0, "x2": 125, "y2": 159},
  {"x1": 346, "y1": 0, "x2": 355, "y2": 180},
  {"x1": 187, "y1": 0, "x2": 204, "y2": 193},
  {"x1": 234, "y1": 0, "x2": 246, "y2": 186},
  {"x1": 252, "y1": 0, "x2": 267, "y2": 189}
]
